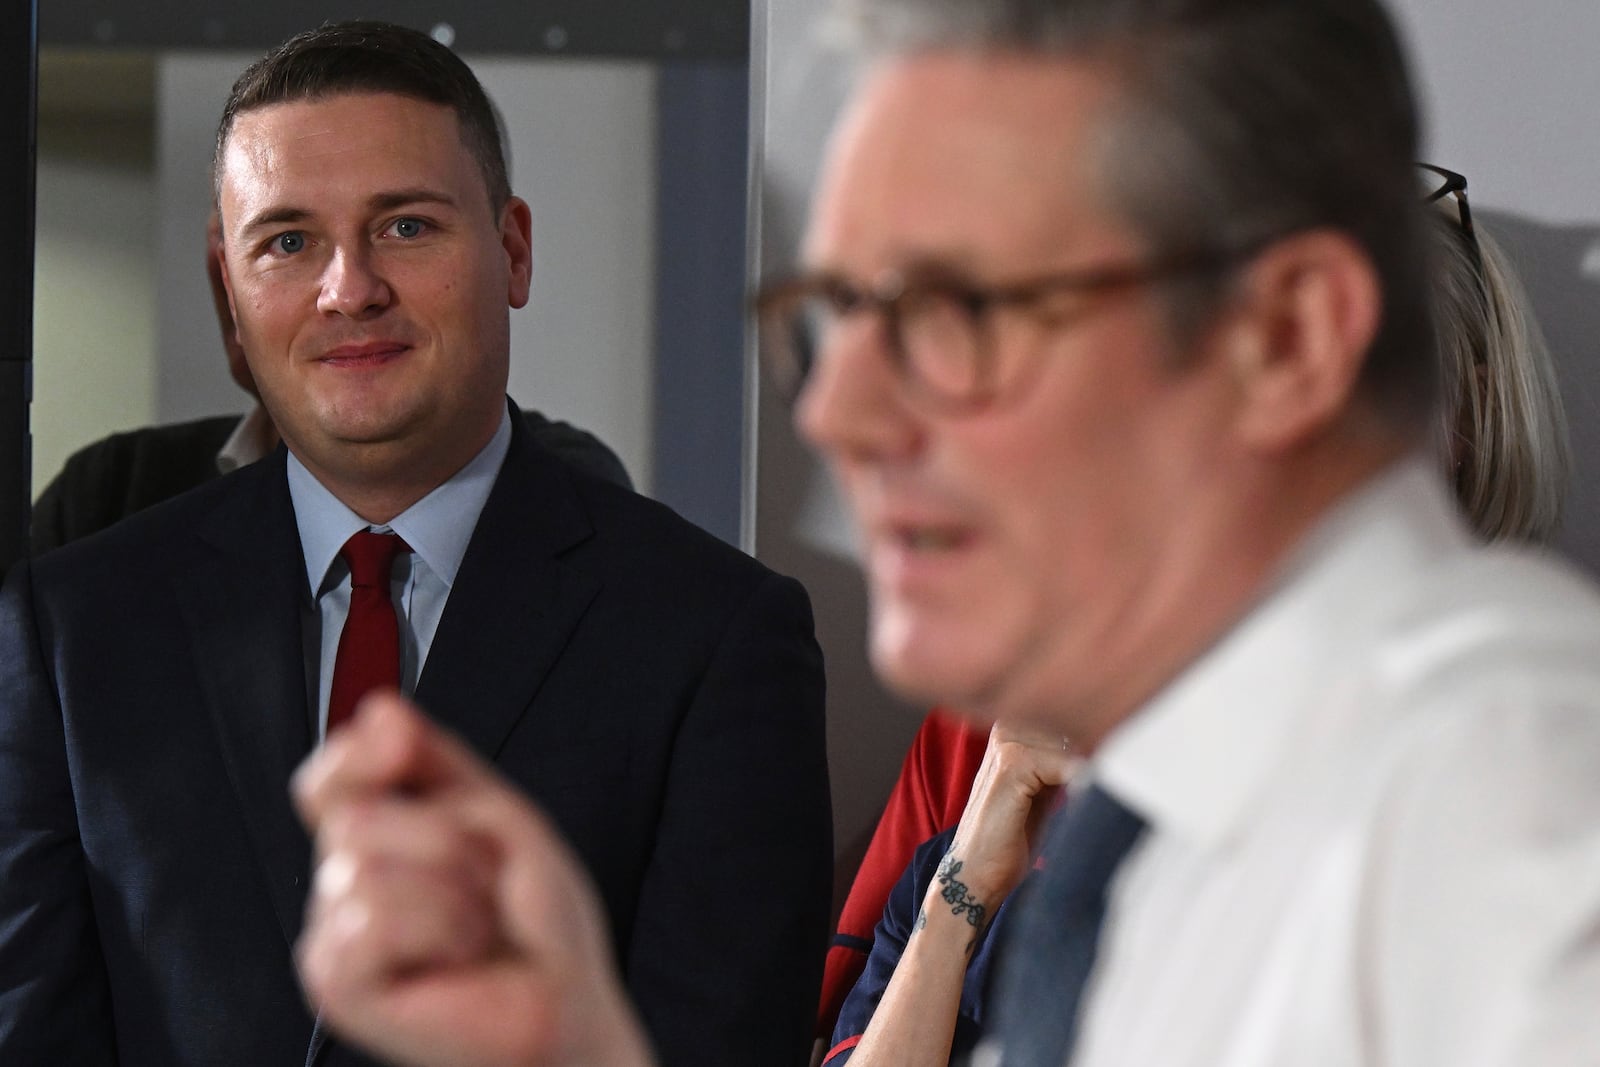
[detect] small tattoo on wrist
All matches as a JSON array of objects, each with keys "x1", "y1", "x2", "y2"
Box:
[{"x1": 934, "y1": 852, "x2": 987, "y2": 930}]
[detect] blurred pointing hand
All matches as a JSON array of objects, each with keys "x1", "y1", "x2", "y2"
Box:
[{"x1": 293, "y1": 692, "x2": 655, "y2": 1067}]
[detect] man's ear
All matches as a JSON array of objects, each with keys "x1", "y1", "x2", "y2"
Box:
[
  {"x1": 1219, "y1": 229, "x2": 1381, "y2": 452},
  {"x1": 501, "y1": 196, "x2": 534, "y2": 310},
  {"x1": 207, "y1": 210, "x2": 257, "y2": 397}
]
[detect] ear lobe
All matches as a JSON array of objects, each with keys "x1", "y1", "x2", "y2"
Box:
[{"x1": 1226, "y1": 229, "x2": 1382, "y2": 452}]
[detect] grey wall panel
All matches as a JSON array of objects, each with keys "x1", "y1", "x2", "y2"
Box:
[
  {"x1": 153, "y1": 53, "x2": 249, "y2": 428},
  {"x1": 483, "y1": 58, "x2": 658, "y2": 493},
  {"x1": 652, "y1": 61, "x2": 748, "y2": 548}
]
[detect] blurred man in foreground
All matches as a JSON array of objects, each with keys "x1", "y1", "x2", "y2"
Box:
[{"x1": 294, "y1": 1, "x2": 1600, "y2": 1065}]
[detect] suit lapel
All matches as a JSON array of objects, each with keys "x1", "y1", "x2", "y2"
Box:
[
  {"x1": 415, "y1": 417, "x2": 599, "y2": 760},
  {"x1": 175, "y1": 450, "x2": 315, "y2": 949}
]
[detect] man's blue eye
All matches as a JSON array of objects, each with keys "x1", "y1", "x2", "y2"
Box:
[
  {"x1": 273, "y1": 232, "x2": 305, "y2": 254},
  {"x1": 393, "y1": 218, "x2": 423, "y2": 238}
]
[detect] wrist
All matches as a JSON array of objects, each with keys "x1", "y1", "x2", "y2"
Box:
[
  {"x1": 933, "y1": 846, "x2": 1013, "y2": 915},
  {"x1": 911, "y1": 849, "x2": 996, "y2": 954}
]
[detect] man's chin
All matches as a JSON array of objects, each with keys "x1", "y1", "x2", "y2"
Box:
[
  {"x1": 869, "y1": 636, "x2": 1004, "y2": 718},
  {"x1": 321, "y1": 406, "x2": 426, "y2": 448},
  {"x1": 273, "y1": 416, "x2": 423, "y2": 482}
]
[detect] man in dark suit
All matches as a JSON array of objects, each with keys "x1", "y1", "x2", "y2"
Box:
[{"x1": 0, "y1": 20, "x2": 831, "y2": 1067}]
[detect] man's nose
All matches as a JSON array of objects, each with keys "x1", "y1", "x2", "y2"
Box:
[
  {"x1": 317, "y1": 246, "x2": 392, "y2": 318},
  {"x1": 794, "y1": 313, "x2": 922, "y2": 464}
]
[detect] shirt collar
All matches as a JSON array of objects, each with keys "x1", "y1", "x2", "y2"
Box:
[
  {"x1": 288, "y1": 407, "x2": 513, "y2": 595},
  {"x1": 1093, "y1": 454, "x2": 1472, "y2": 853},
  {"x1": 215, "y1": 403, "x2": 278, "y2": 474}
]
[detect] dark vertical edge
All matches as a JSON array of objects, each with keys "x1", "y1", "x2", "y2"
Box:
[
  {"x1": 0, "y1": 0, "x2": 38, "y2": 573},
  {"x1": 650, "y1": 60, "x2": 750, "y2": 549}
]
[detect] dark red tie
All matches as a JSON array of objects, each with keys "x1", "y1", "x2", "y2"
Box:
[{"x1": 327, "y1": 530, "x2": 411, "y2": 734}]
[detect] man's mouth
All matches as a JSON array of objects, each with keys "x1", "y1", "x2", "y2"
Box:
[
  {"x1": 320, "y1": 341, "x2": 410, "y2": 365},
  {"x1": 898, "y1": 526, "x2": 966, "y2": 551}
]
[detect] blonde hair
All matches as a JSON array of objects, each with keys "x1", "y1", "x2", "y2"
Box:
[{"x1": 1431, "y1": 208, "x2": 1570, "y2": 543}]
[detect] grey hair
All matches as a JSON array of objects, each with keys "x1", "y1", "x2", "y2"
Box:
[
  {"x1": 1430, "y1": 210, "x2": 1570, "y2": 544},
  {"x1": 828, "y1": 0, "x2": 1436, "y2": 425}
]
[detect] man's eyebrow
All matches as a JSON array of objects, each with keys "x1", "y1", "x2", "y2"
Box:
[
  {"x1": 800, "y1": 247, "x2": 986, "y2": 281},
  {"x1": 237, "y1": 190, "x2": 460, "y2": 236},
  {"x1": 369, "y1": 188, "x2": 458, "y2": 213},
  {"x1": 239, "y1": 207, "x2": 311, "y2": 235}
]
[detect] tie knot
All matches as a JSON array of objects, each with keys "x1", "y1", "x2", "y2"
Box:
[{"x1": 340, "y1": 530, "x2": 410, "y2": 589}]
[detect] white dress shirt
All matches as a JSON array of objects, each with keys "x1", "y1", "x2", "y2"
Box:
[
  {"x1": 1062, "y1": 457, "x2": 1600, "y2": 1067},
  {"x1": 287, "y1": 409, "x2": 512, "y2": 739}
]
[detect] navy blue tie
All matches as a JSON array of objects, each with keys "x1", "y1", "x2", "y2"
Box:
[{"x1": 987, "y1": 784, "x2": 1147, "y2": 1067}]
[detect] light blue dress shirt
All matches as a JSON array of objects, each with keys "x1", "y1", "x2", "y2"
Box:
[{"x1": 287, "y1": 409, "x2": 512, "y2": 740}]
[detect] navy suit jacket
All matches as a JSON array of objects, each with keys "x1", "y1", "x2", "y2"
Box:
[{"x1": 0, "y1": 412, "x2": 832, "y2": 1066}]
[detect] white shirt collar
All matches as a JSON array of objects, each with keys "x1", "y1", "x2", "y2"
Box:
[{"x1": 1093, "y1": 455, "x2": 1473, "y2": 852}]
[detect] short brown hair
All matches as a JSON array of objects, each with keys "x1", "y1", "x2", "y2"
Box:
[{"x1": 213, "y1": 19, "x2": 510, "y2": 214}]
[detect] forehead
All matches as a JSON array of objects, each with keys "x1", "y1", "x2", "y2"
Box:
[
  {"x1": 805, "y1": 51, "x2": 1138, "y2": 273},
  {"x1": 220, "y1": 92, "x2": 482, "y2": 208}
]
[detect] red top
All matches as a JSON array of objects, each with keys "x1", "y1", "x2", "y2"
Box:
[{"x1": 816, "y1": 709, "x2": 989, "y2": 1039}]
